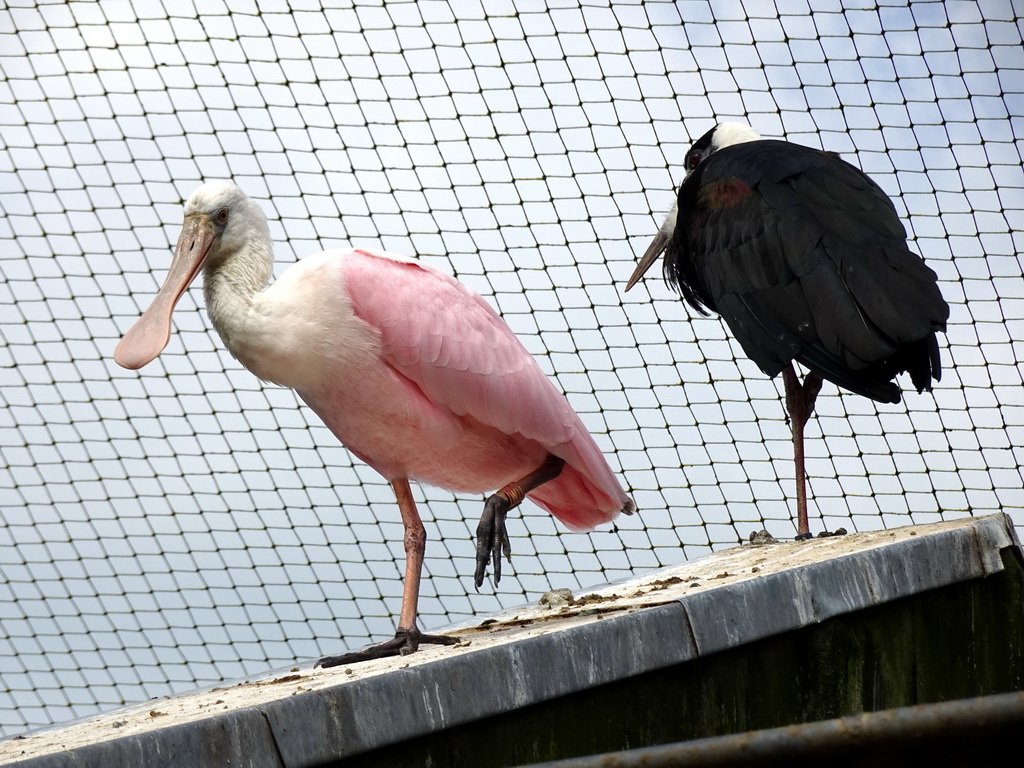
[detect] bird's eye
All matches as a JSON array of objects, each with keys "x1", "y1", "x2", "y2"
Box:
[
  {"x1": 686, "y1": 150, "x2": 703, "y2": 171},
  {"x1": 217, "y1": 208, "x2": 229, "y2": 224}
]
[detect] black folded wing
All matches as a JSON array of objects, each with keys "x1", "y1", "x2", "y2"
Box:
[{"x1": 664, "y1": 140, "x2": 948, "y2": 403}]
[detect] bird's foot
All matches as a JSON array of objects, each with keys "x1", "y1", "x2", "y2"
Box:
[
  {"x1": 474, "y1": 490, "x2": 516, "y2": 589},
  {"x1": 795, "y1": 527, "x2": 848, "y2": 542},
  {"x1": 816, "y1": 527, "x2": 848, "y2": 538},
  {"x1": 316, "y1": 627, "x2": 460, "y2": 668}
]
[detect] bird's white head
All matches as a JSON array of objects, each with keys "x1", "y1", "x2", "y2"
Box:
[
  {"x1": 114, "y1": 180, "x2": 272, "y2": 370},
  {"x1": 183, "y1": 180, "x2": 270, "y2": 268},
  {"x1": 710, "y1": 122, "x2": 762, "y2": 151},
  {"x1": 680, "y1": 121, "x2": 762, "y2": 179}
]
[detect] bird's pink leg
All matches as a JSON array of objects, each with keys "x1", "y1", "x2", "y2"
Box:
[
  {"x1": 475, "y1": 454, "x2": 565, "y2": 588},
  {"x1": 783, "y1": 365, "x2": 823, "y2": 540},
  {"x1": 316, "y1": 478, "x2": 459, "y2": 668},
  {"x1": 392, "y1": 477, "x2": 428, "y2": 631}
]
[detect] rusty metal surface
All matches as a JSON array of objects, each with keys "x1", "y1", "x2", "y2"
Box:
[{"x1": 521, "y1": 692, "x2": 1024, "y2": 768}]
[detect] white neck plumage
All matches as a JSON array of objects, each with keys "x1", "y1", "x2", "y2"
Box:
[{"x1": 197, "y1": 193, "x2": 277, "y2": 363}]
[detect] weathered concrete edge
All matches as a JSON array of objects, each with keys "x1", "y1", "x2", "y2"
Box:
[
  {"x1": 261, "y1": 599, "x2": 697, "y2": 766},
  {"x1": 683, "y1": 512, "x2": 1019, "y2": 656},
  {"x1": 264, "y1": 513, "x2": 1021, "y2": 765},
  {"x1": 3, "y1": 708, "x2": 282, "y2": 768},
  {"x1": 9, "y1": 513, "x2": 1019, "y2": 768}
]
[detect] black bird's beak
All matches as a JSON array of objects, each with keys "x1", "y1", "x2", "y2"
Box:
[{"x1": 625, "y1": 229, "x2": 670, "y2": 292}]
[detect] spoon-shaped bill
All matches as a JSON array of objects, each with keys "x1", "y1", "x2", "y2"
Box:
[{"x1": 114, "y1": 215, "x2": 216, "y2": 370}]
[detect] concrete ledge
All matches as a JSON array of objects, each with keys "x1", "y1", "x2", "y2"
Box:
[{"x1": 2, "y1": 513, "x2": 1019, "y2": 768}]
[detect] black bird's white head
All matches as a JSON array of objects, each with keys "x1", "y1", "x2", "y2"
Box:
[{"x1": 626, "y1": 122, "x2": 761, "y2": 291}]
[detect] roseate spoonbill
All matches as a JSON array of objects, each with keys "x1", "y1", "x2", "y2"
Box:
[
  {"x1": 626, "y1": 122, "x2": 948, "y2": 538},
  {"x1": 115, "y1": 180, "x2": 634, "y2": 666}
]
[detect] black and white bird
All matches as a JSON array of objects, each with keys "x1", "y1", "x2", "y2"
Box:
[{"x1": 626, "y1": 122, "x2": 949, "y2": 538}]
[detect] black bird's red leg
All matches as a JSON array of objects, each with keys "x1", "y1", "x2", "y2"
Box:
[
  {"x1": 317, "y1": 478, "x2": 459, "y2": 668},
  {"x1": 475, "y1": 454, "x2": 565, "y2": 588},
  {"x1": 783, "y1": 365, "x2": 823, "y2": 539}
]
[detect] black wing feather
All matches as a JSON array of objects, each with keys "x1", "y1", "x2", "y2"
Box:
[{"x1": 666, "y1": 139, "x2": 948, "y2": 403}]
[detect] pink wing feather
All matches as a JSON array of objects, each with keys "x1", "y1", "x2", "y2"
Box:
[{"x1": 343, "y1": 248, "x2": 632, "y2": 530}]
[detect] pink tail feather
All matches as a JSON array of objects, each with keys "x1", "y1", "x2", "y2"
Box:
[{"x1": 527, "y1": 464, "x2": 632, "y2": 532}]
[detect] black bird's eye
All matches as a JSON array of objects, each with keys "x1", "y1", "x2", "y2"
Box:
[
  {"x1": 686, "y1": 149, "x2": 703, "y2": 171},
  {"x1": 217, "y1": 208, "x2": 229, "y2": 224}
]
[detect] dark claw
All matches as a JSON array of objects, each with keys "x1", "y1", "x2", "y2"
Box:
[
  {"x1": 316, "y1": 627, "x2": 459, "y2": 668},
  {"x1": 798, "y1": 527, "x2": 849, "y2": 541},
  {"x1": 475, "y1": 493, "x2": 513, "y2": 589}
]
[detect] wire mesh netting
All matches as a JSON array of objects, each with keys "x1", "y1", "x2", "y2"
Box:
[{"x1": 1, "y1": 0, "x2": 1022, "y2": 738}]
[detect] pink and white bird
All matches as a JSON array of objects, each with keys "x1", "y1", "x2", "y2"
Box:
[{"x1": 114, "y1": 180, "x2": 634, "y2": 666}]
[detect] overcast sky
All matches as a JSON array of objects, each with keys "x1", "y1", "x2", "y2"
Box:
[{"x1": 1, "y1": 0, "x2": 1022, "y2": 735}]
